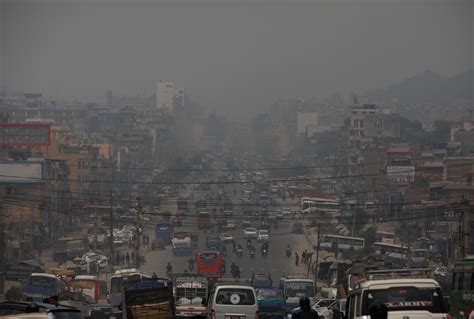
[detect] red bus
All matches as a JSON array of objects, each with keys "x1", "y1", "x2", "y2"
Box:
[
  {"x1": 196, "y1": 251, "x2": 225, "y2": 277},
  {"x1": 197, "y1": 212, "x2": 211, "y2": 229}
]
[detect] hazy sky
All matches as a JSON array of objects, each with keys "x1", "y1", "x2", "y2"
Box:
[{"x1": 1, "y1": 0, "x2": 472, "y2": 115}]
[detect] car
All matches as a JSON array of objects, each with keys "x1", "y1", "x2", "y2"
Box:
[
  {"x1": 258, "y1": 229, "x2": 269, "y2": 241},
  {"x1": 58, "y1": 290, "x2": 111, "y2": 319},
  {"x1": 218, "y1": 233, "x2": 234, "y2": 243},
  {"x1": 275, "y1": 211, "x2": 284, "y2": 219},
  {"x1": 292, "y1": 222, "x2": 304, "y2": 234},
  {"x1": 206, "y1": 285, "x2": 258, "y2": 319},
  {"x1": 242, "y1": 218, "x2": 252, "y2": 227},
  {"x1": 282, "y1": 209, "x2": 292, "y2": 216},
  {"x1": 0, "y1": 301, "x2": 84, "y2": 319},
  {"x1": 434, "y1": 266, "x2": 450, "y2": 278},
  {"x1": 244, "y1": 227, "x2": 258, "y2": 239},
  {"x1": 225, "y1": 220, "x2": 237, "y2": 230}
]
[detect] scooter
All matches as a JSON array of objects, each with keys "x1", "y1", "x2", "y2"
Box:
[
  {"x1": 286, "y1": 248, "x2": 291, "y2": 257},
  {"x1": 236, "y1": 247, "x2": 243, "y2": 258},
  {"x1": 250, "y1": 249, "x2": 255, "y2": 259}
]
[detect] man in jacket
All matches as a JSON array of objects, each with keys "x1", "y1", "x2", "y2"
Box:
[{"x1": 291, "y1": 297, "x2": 320, "y2": 319}]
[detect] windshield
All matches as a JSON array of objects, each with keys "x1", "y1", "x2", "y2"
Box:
[
  {"x1": 216, "y1": 288, "x2": 256, "y2": 305},
  {"x1": 29, "y1": 276, "x2": 57, "y2": 288},
  {"x1": 285, "y1": 281, "x2": 315, "y2": 297},
  {"x1": 257, "y1": 289, "x2": 283, "y2": 297},
  {"x1": 413, "y1": 250, "x2": 428, "y2": 258},
  {"x1": 364, "y1": 287, "x2": 446, "y2": 314}
]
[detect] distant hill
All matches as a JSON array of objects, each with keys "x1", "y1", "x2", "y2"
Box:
[{"x1": 364, "y1": 69, "x2": 473, "y2": 105}]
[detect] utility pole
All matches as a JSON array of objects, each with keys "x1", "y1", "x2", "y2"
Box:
[
  {"x1": 314, "y1": 223, "x2": 321, "y2": 285},
  {"x1": 109, "y1": 190, "x2": 114, "y2": 268},
  {"x1": 94, "y1": 207, "x2": 98, "y2": 251},
  {"x1": 135, "y1": 197, "x2": 141, "y2": 269}
]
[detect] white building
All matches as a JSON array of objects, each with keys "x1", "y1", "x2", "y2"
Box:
[
  {"x1": 296, "y1": 111, "x2": 319, "y2": 136},
  {"x1": 155, "y1": 81, "x2": 176, "y2": 111}
]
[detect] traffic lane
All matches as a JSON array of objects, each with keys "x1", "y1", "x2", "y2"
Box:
[
  {"x1": 218, "y1": 223, "x2": 316, "y2": 281},
  {"x1": 141, "y1": 218, "x2": 316, "y2": 281}
]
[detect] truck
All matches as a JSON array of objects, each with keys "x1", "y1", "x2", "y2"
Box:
[
  {"x1": 122, "y1": 277, "x2": 174, "y2": 319},
  {"x1": 172, "y1": 232, "x2": 193, "y2": 256},
  {"x1": 155, "y1": 223, "x2": 174, "y2": 244},
  {"x1": 256, "y1": 288, "x2": 286, "y2": 319},
  {"x1": 173, "y1": 274, "x2": 208, "y2": 317}
]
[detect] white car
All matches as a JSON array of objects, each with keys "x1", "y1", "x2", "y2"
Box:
[
  {"x1": 434, "y1": 266, "x2": 450, "y2": 278},
  {"x1": 243, "y1": 227, "x2": 258, "y2": 239},
  {"x1": 226, "y1": 220, "x2": 237, "y2": 230},
  {"x1": 218, "y1": 233, "x2": 234, "y2": 243},
  {"x1": 282, "y1": 209, "x2": 292, "y2": 216},
  {"x1": 276, "y1": 211, "x2": 284, "y2": 219},
  {"x1": 258, "y1": 229, "x2": 269, "y2": 241}
]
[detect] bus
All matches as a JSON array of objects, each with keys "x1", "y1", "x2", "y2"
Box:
[
  {"x1": 319, "y1": 234, "x2": 365, "y2": 251},
  {"x1": 279, "y1": 275, "x2": 316, "y2": 311},
  {"x1": 197, "y1": 211, "x2": 211, "y2": 229},
  {"x1": 196, "y1": 251, "x2": 225, "y2": 278},
  {"x1": 67, "y1": 275, "x2": 108, "y2": 303},
  {"x1": 372, "y1": 242, "x2": 429, "y2": 268},
  {"x1": 109, "y1": 268, "x2": 151, "y2": 315},
  {"x1": 300, "y1": 197, "x2": 340, "y2": 214},
  {"x1": 451, "y1": 255, "x2": 474, "y2": 319},
  {"x1": 376, "y1": 231, "x2": 396, "y2": 244},
  {"x1": 23, "y1": 273, "x2": 66, "y2": 302}
]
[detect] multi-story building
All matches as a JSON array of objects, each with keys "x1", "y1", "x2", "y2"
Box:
[{"x1": 156, "y1": 80, "x2": 176, "y2": 111}]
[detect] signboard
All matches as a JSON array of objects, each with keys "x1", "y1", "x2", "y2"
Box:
[
  {"x1": 4, "y1": 204, "x2": 40, "y2": 222},
  {"x1": 0, "y1": 123, "x2": 51, "y2": 146},
  {"x1": 0, "y1": 161, "x2": 45, "y2": 183},
  {"x1": 387, "y1": 166, "x2": 415, "y2": 183}
]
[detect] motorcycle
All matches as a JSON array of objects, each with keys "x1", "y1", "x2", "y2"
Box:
[
  {"x1": 250, "y1": 249, "x2": 255, "y2": 259},
  {"x1": 188, "y1": 261, "x2": 195, "y2": 271},
  {"x1": 166, "y1": 268, "x2": 172, "y2": 278},
  {"x1": 262, "y1": 248, "x2": 268, "y2": 258},
  {"x1": 286, "y1": 248, "x2": 292, "y2": 257},
  {"x1": 247, "y1": 240, "x2": 252, "y2": 249}
]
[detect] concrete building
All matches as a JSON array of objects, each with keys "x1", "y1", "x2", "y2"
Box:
[
  {"x1": 156, "y1": 81, "x2": 176, "y2": 111},
  {"x1": 296, "y1": 112, "x2": 319, "y2": 136}
]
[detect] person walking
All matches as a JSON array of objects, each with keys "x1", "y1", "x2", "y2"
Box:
[
  {"x1": 295, "y1": 252, "x2": 300, "y2": 267},
  {"x1": 126, "y1": 252, "x2": 130, "y2": 265},
  {"x1": 302, "y1": 250, "x2": 307, "y2": 264}
]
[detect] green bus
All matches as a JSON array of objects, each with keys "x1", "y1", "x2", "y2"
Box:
[{"x1": 451, "y1": 256, "x2": 474, "y2": 318}]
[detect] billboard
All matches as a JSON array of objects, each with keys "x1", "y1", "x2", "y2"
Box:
[
  {"x1": 0, "y1": 161, "x2": 46, "y2": 183},
  {"x1": 0, "y1": 123, "x2": 51, "y2": 146}
]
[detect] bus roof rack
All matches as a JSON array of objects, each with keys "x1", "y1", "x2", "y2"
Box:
[
  {"x1": 280, "y1": 273, "x2": 310, "y2": 279},
  {"x1": 214, "y1": 278, "x2": 251, "y2": 286},
  {"x1": 364, "y1": 268, "x2": 432, "y2": 280}
]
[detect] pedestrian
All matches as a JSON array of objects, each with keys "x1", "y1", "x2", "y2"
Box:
[
  {"x1": 295, "y1": 252, "x2": 299, "y2": 267},
  {"x1": 131, "y1": 251, "x2": 135, "y2": 262},
  {"x1": 302, "y1": 250, "x2": 306, "y2": 264},
  {"x1": 126, "y1": 252, "x2": 130, "y2": 265}
]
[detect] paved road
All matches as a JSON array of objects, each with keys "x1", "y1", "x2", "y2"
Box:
[{"x1": 141, "y1": 215, "x2": 315, "y2": 281}]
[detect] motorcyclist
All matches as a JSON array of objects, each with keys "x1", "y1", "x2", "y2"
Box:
[
  {"x1": 286, "y1": 244, "x2": 292, "y2": 256},
  {"x1": 230, "y1": 262, "x2": 239, "y2": 274},
  {"x1": 166, "y1": 262, "x2": 172, "y2": 276},
  {"x1": 247, "y1": 238, "x2": 252, "y2": 248},
  {"x1": 291, "y1": 297, "x2": 320, "y2": 319}
]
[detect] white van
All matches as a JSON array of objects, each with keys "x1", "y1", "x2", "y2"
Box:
[
  {"x1": 346, "y1": 278, "x2": 448, "y2": 319},
  {"x1": 207, "y1": 285, "x2": 259, "y2": 319}
]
